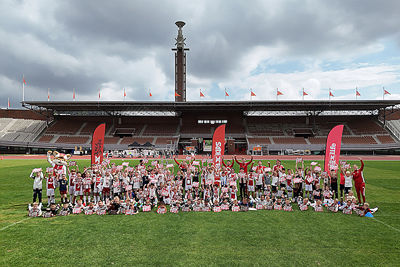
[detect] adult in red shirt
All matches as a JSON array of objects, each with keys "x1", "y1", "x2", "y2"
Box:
[
  {"x1": 352, "y1": 158, "x2": 365, "y2": 204},
  {"x1": 234, "y1": 156, "x2": 253, "y2": 173}
]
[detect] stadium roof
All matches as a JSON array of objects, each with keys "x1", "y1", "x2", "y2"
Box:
[{"x1": 23, "y1": 100, "x2": 400, "y2": 114}]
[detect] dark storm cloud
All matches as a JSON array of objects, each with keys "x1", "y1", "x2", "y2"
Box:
[{"x1": 0, "y1": 0, "x2": 400, "y2": 107}]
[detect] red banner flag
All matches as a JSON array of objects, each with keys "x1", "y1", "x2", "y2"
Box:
[
  {"x1": 384, "y1": 89, "x2": 391, "y2": 95},
  {"x1": 212, "y1": 124, "x2": 226, "y2": 169},
  {"x1": 356, "y1": 90, "x2": 361, "y2": 96},
  {"x1": 225, "y1": 90, "x2": 229, "y2": 97},
  {"x1": 324, "y1": 125, "x2": 344, "y2": 172},
  {"x1": 251, "y1": 91, "x2": 256, "y2": 97},
  {"x1": 200, "y1": 90, "x2": 205, "y2": 97},
  {"x1": 329, "y1": 91, "x2": 334, "y2": 97},
  {"x1": 91, "y1": 123, "x2": 106, "y2": 166},
  {"x1": 277, "y1": 90, "x2": 283, "y2": 96},
  {"x1": 123, "y1": 88, "x2": 126, "y2": 97},
  {"x1": 175, "y1": 92, "x2": 180, "y2": 97},
  {"x1": 303, "y1": 90, "x2": 308, "y2": 96},
  {"x1": 73, "y1": 88, "x2": 76, "y2": 100}
]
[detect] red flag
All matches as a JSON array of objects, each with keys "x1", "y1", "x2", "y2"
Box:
[
  {"x1": 251, "y1": 91, "x2": 256, "y2": 97},
  {"x1": 175, "y1": 92, "x2": 181, "y2": 97},
  {"x1": 123, "y1": 88, "x2": 126, "y2": 97},
  {"x1": 91, "y1": 123, "x2": 106, "y2": 166},
  {"x1": 356, "y1": 90, "x2": 361, "y2": 96},
  {"x1": 303, "y1": 90, "x2": 308, "y2": 96},
  {"x1": 329, "y1": 91, "x2": 334, "y2": 97},
  {"x1": 73, "y1": 89, "x2": 76, "y2": 100},
  {"x1": 23, "y1": 77, "x2": 26, "y2": 84},
  {"x1": 212, "y1": 124, "x2": 226, "y2": 169},
  {"x1": 200, "y1": 90, "x2": 205, "y2": 97},
  {"x1": 7, "y1": 98, "x2": 10, "y2": 109},
  {"x1": 225, "y1": 90, "x2": 229, "y2": 97},
  {"x1": 277, "y1": 90, "x2": 283, "y2": 96},
  {"x1": 47, "y1": 89, "x2": 50, "y2": 101},
  {"x1": 384, "y1": 89, "x2": 391, "y2": 95},
  {"x1": 324, "y1": 125, "x2": 344, "y2": 172},
  {"x1": 149, "y1": 92, "x2": 152, "y2": 97},
  {"x1": 98, "y1": 90, "x2": 101, "y2": 99}
]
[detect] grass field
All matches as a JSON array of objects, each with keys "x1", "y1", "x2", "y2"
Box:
[{"x1": 1, "y1": 159, "x2": 399, "y2": 266}]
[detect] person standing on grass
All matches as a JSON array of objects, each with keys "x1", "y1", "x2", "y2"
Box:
[
  {"x1": 30, "y1": 169, "x2": 44, "y2": 204},
  {"x1": 222, "y1": 157, "x2": 235, "y2": 171},
  {"x1": 352, "y1": 158, "x2": 366, "y2": 204},
  {"x1": 234, "y1": 156, "x2": 253, "y2": 173}
]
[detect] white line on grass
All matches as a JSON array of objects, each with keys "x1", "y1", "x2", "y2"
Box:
[
  {"x1": 0, "y1": 217, "x2": 31, "y2": 231},
  {"x1": 372, "y1": 218, "x2": 400, "y2": 233}
]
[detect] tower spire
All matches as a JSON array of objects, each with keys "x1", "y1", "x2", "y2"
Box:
[{"x1": 172, "y1": 21, "x2": 189, "y2": 102}]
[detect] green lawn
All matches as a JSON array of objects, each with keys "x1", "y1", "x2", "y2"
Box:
[{"x1": 1, "y1": 159, "x2": 399, "y2": 266}]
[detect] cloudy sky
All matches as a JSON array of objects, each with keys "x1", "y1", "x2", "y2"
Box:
[{"x1": 1, "y1": 0, "x2": 400, "y2": 108}]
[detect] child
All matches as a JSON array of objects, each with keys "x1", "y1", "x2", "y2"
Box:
[
  {"x1": 231, "y1": 200, "x2": 240, "y2": 212},
  {"x1": 73, "y1": 174, "x2": 83, "y2": 205},
  {"x1": 58, "y1": 202, "x2": 72, "y2": 216},
  {"x1": 157, "y1": 202, "x2": 167, "y2": 214},
  {"x1": 354, "y1": 202, "x2": 378, "y2": 217},
  {"x1": 221, "y1": 198, "x2": 230, "y2": 211},
  {"x1": 341, "y1": 200, "x2": 353, "y2": 215},
  {"x1": 265, "y1": 196, "x2": 273, "y2": 210},
  {"x1": 58, "y1": 174, "x2": 68, "y2": 203},
  {"x1": 304, "y1": 170, "x2": 313, "y2": 199},
  {"x1": 322, "y1": 185, "x2": 333, "y2": 206},
  {"x1": 299, "y1": 198, "x2": 309, "y2": 211},
  {"x1": 82, "y1": 174, "x2": 92, "y2": 205},
  {"x1": 328, "y1": 199, "x2": 339, "y2": 213},
  {"x1": 142, "y1": 199, "x2": 152, "y2": 212},
  {"x1": 273, "y1": 198, "x2": 282, "y2": 210},
  {"x1": 313, "y1": 200, "x2": 324, "y2": 212},
  {"x1": 312, "y1": 184, "x2": 322, "y2": 202},
  {"x1": 30, "y1": 169, "x2": 43, "y2": 204},
  {"x1": 283, "y1": 199, "x2": 293, "y2": 211},
  {"x1": 28, "y1": 202, "x2": 42, "y2": 217},
  {"x1": 125, "y1": 202, "x2": 139, "y2": 215},
  {"x1": 255, "y1": 195, "x2": 265, "y2": 210},
  {"x1": 84, "y1": 202, "x2": 96, "y2": 215},
  {"x1": 73, "y1": 199, "x2": 84, "y2": 214},
  {"x1": 96, "y1": 201, "x2": 107, "y2": 215},
  {"x1": 42, "y1": 208, "x2": 54, "y2": 218},
  {"x1": 46, "y1": 174, "x2": 56, "y2": 206},
  {"x1": 212, "y1": 200, "x2": 222, "y2": 213}
]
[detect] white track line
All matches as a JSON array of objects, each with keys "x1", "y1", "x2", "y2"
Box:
[
  {"x1": 372, "y1": 218, "x2": 400, "y2": 233},
  {"x1": 0, "y1": 217, "x2": 31, "y2": 231}
]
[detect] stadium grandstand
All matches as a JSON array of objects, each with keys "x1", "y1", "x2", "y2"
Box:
[{"x1": 0, "y1": 100, "x2": 399, "y2": 155}]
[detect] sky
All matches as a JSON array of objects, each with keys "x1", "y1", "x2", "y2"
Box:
[{"x1": 1, "y1": 0, "x2": 400, "y2": 108}]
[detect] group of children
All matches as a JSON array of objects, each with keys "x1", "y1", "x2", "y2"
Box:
[{"x1": 28, "y1": 155, "x2": 377, "y2": 217}]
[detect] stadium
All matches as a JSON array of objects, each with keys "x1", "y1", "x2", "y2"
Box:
[{"x1": 1, "y1": 3, "x2": 400, "y2": 266}]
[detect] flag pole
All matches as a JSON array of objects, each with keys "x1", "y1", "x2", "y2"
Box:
[
  {"x1": 383, "y1": 87, "x2": 385, "y2": 100},
  {"x1": 329, "y1": 88, "x2": 331, "y2": 101},
  {"x1": 276, "y1": 88, "x2": 278, "y2": 101},
  {"x1": 22, "y1": 74, "x2": 25, "y2": 102},
  {"x1": 225, "y1": 88, "x2": 226, "y2": 101},
  {"x1": 355, "y1": 87, "x2": 357, "y2": 100},
  {"x1": 302, "y1": 88, "x2": 304, "y2": 101},
  {"x1": 250, "y1": 88, "x2": 252, "y2": 101},
  {"x1": 47, "y1": 88, "x2": 50, "y2": 101}
]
